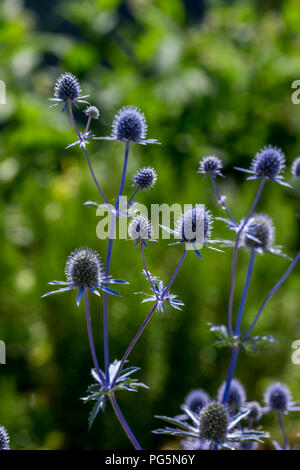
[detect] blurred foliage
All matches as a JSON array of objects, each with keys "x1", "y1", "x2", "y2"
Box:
[{"x1": 0, "y1": 0, "x2": 300, "y2": 450}]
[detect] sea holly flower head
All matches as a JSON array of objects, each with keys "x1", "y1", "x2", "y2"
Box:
[
  {"x1": 164, "y1": 205, "x2": 222, "y2": 258},
  {"x1": 263, "y1": 383, "x2": 300, "y2": 415},
  {"x1": 82, "y1": 360, "x2": 149, "y2": 430},
  {"x1": 218, "y1": 213, "x2": 290, "y2": 259},
  {"x1": 84, "y1": 105, "x2": 100, "y2": 120},
  {"x1": 291, "y1": 157, "x2": 300, "y2": 178},
  {"x1": 95, "y1": 106, "x2": 160, "y2": 145},
  {"x1": 49, "y1": 73, "x2": 90, "y2": 112},
  {"x1": 132, "y1": 167, "x2": 157, "y2": 190},
  {"x1": 246, "y1": 401, "x2": 262, "y2": 423},
  {"x1": 153, "y1": 400, "x2": 267, "y2": 450},
  {"x1": 0, "y1": 426, "x2": 10, "y2": 450},
  {"x1": 137, "y1": 279, "x2": 184, "y2": 314},
  {"x1": 128, "y1": 215, "x2": 152, "y2": 247},
  {"x1": 197, "y1": 155, "x2": 224, "y2": 177},
  {"x1": 218, "y1": 379, "x2": 246, "y2": 410},
  {"x1": 184, "y1": 389, "x2": 210, "y2": 414},
  {"x1": 42, "y1": 247, "x2": 126, "y2": 306},
  {"x1": 235, "y1": 145, "x2": 291, "y2": 187}
]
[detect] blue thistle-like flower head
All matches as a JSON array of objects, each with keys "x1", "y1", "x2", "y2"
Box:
[
  {"x1": 184, "y1": 389, "x2": 210, "y2": 414},
  {"x1": 242, "y1": 214, "x2": 274, "y2": 252},
  {"x1": 235, "y1": 145, "x2": 290, "y2": 187},
  {"x1": 199, "y1": 401, "x2": 229, "y2": 443},
  {"x1": 50, "y1": 73, "x2": 90, "y2": 112},
  {"x1": 128, "y1": 215, "x2": 152, "y2": 246},
  {"x1": 0, "y1": 426, "x2": 10, "y2": 450},
  {"x1": 95, "y1": 106, "x2": 159, "y2": 145},
  {"x1": 132, "y1": 167, "x2": 157, "y2": 189},
  {"x1": 264, "y1": 383, "x2": 292, "y2": 413},
  {"x1": 291, "y1": 157, "x2": 300, "y2": 178},
  {"x1": 65, "y1": 248, "x2": 103, "y2": 289},
  {"x1": 246, "y1": 401, "x2": 262, "y2": 423},
  {"x1": 198, "y1": 156, "x2": 223, "y2": 177},
  {"x1": 84, "y1": 105, "x2": 100, "y2": 120},
  {"x1": 42, "y1": 247, "x2": 126, "y2": 306},
  {"x1": 218, "y1": 379, "x2": 246, "y2": 410},
  {"x1": 176, "y1": 206, "x2": 212, "y2": 244}
]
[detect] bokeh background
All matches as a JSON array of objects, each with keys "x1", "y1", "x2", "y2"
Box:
[{"x1": 1, "y1": 0, "x2": 300, "y2": 450}]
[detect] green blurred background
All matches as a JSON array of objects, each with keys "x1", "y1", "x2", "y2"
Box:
[{"x1": 0, "y1": 0, "x2": 300, "y2": 450}]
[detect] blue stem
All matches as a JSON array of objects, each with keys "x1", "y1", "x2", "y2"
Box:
[
  {"x1": 227, "y1": 177, "x2": 265, "y2": 337},
  {"x1": 235, "y1": 250, "x2": 256, "y2": 336},
  {"x1": 277, "y1": 412, "x2": 289, "y2": 450},
  {"x1": 103, "y1": 142, "x2": 130, "y2": 382},
  {"x1": 109, "y1": 393, "x2": 142, "y2": 450},
  {"x1": 222, "y1": 347, "x2": 240, "y2": 405},
  {"x1": 211, "y1": 175, "x2": 237, "y2": 226},
  {"x1": 83, "y1": 289, "x2": 107, "y2": 387},
  {"x1": 244, "y1": 251, "x2": 300, "y2": 339}
]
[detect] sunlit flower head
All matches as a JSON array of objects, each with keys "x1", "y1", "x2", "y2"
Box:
[
  {"x1": 199, "y1": 401, "x2": 229, "y2": 443},
  {"x1": 198, "y1": 156, "x2": 223, "y2": 177},
  {"x1": 235, "y1": 145, "x2": 290, "y2": 187},
  {"x1": 42, "y1": 247, "x2": 126, "y2": 306},
  {"x1": 176, "y1": 206, "x2": 212, "y2": 244},
  {"x1": 95, "y1": 106, "x2": 160, "y2": 145},
  {"x1": 84, "y1": 105, "x2": 100, "y2": 120},
  {"x1": 50, "y1": 73, "x2": 89, "y2": 112},
  {"x1": 132, "y1": 167, "x2": 157, "y2": 189},
  {"x1": 0, "y1": 426, "x2": 10, "y2": 450},
  {"x1": 218, "y1": 379, "x2": 246, "y2": 410},
  {"x1": 128, "y1": 215, "x2": 152, "y2": 247}
]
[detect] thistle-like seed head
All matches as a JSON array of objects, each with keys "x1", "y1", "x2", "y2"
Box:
[
  {"x1": 264, "y1": 383, "x2": 291, "y2": 412},
  {"x1": 65, "y1": 248, "x2": 103, "y2": 289},
  {"x1": 246, "y1": 401, "x2": 262, "y2": 422},
  {"x1": 291, "y1": 157, "x2": 300, "y2": 178},
  {"x1": 0, "y1": 426, "x2": 10, "y2": 450},
  {"x1": 54, "y1": 73, "x2": 81, "y2": 101},
  {"x1": 184, "y1": 389, "x2": 210, "y2": 414},
  {"x1": 133, "y1": 167, "x2": 157, "y2": 189},
  {"x1": 84, "y1": 105, "x2": 100, "y2": 119},
  {"x1": 218, "y1": 379, "x2": 246, "y2": 410},
  {"x1": 176, "y1": 206, "x2": 212, "y2": 244},
  {"x1": 112, "y1": 106, "x2": 147, "y2": 142},
  {"x1": 128, "y1": 215, "x2": 152, "y2": 241},
  {"x1": 251, "y1": 145, "x2": 285, "y2": 179},
  {"x1": 199, "y1": 401, "x2": 229, "y2": 443},
  {"x1": 243, "y1": 213, "x2": 274, "y2": 251},
  {"x1": 198, "y1": 156, "x2": 223, "y2": 176}
]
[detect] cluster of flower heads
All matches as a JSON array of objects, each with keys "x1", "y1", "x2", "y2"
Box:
[
  {"x1": 156, "y1": 379, "x2": 300, "y2": 450},
  {"x1": 0, "y1": 426, "x2": 10, "y2": 450},
  {"x1": 42, "y1": 247, "x2": 127, "y2": 306}
]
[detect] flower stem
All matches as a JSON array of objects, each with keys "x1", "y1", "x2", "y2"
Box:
[
  {"x1": 211, "y1": 175, "x2": 237, "y2": 226},
  {"x1": 67, "y1": 101, "x2": 108, "y2": 204},
  {"x1": 244, "y1": 251, "x2": 300, "y2": 339},
  {"x1": 222, "y1": 346, "x2": 240, "y2": 405},
  {"x1": 109, "y1": 393, "x2": 142, "y2": 450},
  {"x1": 277, "y1": 412, "x2": 289, "y2": 450},
  {"x1": 103, "y1": 142, "x2": 130, "y2": 382},
  {"x1": 112, "y1": 249, "x2": 187, "y2": 387},
  {"x1": 227, "y1": 177, "x2": 265, "y2": 336},
  {"x1": 83, "y1": 289, "x2": 107, "y2": 387},
  {"x1": 128, "y1": 186, "x2": 140, "y2": 208},
  {"x1": 235, "y1": 250, "x2": 256, "y2": 336}
]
